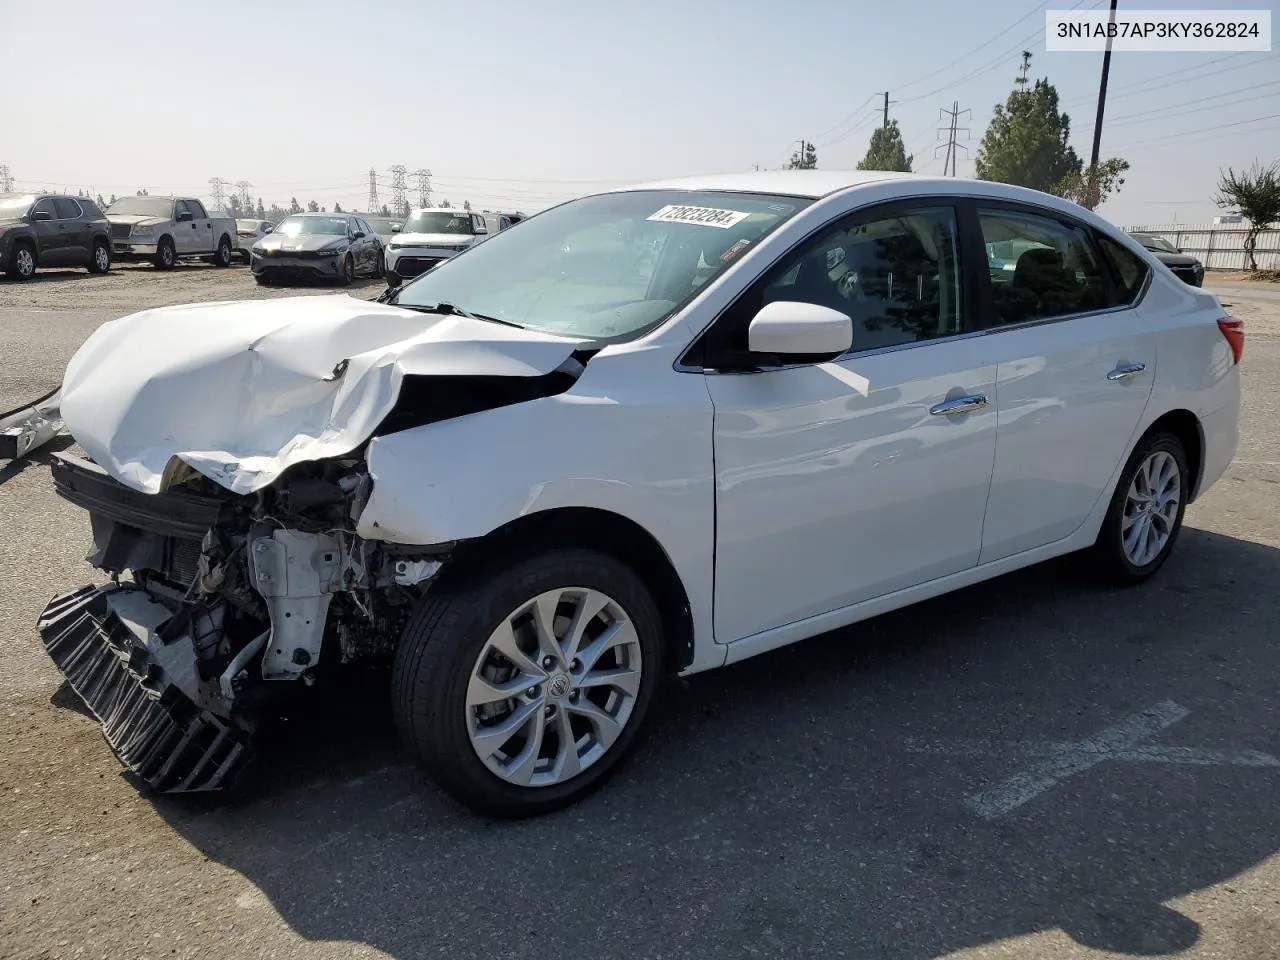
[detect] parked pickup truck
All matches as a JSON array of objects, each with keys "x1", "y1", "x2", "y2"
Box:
[{"x1": 105, "y1": 196, "x2": 237, "y2": 269}]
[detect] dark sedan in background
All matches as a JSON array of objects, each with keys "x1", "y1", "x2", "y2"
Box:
[
  {"x1": 0, "y1": 193, "x2": 112, "y2": 280},
  {"x1": 251, "y1": 212, "x2": 384, "y2": 285},
  {"x1": 1129, "y1": 232, "x2": 1205, "y2": 287}
]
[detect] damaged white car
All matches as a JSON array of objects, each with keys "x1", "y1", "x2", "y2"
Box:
[{"x1": 15, "y1": 171, "x2": 1241, "y2": 817}]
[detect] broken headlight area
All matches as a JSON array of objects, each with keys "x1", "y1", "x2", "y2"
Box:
[{"x1": 38, "y1": 450, "x2": 446, "y2": 793}]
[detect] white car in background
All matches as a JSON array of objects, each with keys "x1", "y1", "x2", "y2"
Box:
[
  {"x1": 383, "y1": 207, "x2": 499, "y2": 282},
  {"x1": 27, "y1": 171, "x2": 1241, "y2": 818},
  {"x1": 234, "y1": 219, "x2": 274, "y2": 263}
]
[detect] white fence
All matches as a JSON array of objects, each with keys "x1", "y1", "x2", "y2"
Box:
[{"x1": 1122, "y1": 221, "x2": 1280, "y2": 271}]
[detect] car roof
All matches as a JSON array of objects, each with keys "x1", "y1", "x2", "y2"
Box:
[{"x1": 615, "y1": 169, "x2": 920, "y2": 199}]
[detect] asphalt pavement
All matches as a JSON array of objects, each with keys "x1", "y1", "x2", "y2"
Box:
[{"x1": 1, "y1": 269, "x2": 1278, "y2": 960}]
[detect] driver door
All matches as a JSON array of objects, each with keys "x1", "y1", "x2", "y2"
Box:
[{"x1": 696, "y1": 201, "x2": 998, "y2": 644}]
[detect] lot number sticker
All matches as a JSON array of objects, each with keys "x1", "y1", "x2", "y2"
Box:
[{"x1": 646, "y1": 205, "x2": 751, "y2": 229}]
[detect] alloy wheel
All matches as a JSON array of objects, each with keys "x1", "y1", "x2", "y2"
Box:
[
  {"x1": 1122, "y1": 449, "x2": 1181, "y2": 566},
  {"x1": 465, "y1": 587, "x2": 643, "y2": 787},
  {"x1": 94, "y1": 245, "x2": 110, "y2": 271},
  {"x1": 16, "y1": 247, "x2": 35, "y2": 278}
]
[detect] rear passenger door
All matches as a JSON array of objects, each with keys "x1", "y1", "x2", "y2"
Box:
[
  {"x1": 186, "y1": 199, "x2": 214, "y2": 253},
  {"x1": 971, "y1": 202, "x2": 1155, "y2": 563},
  {"x1": 54, "y1": 198, "x2": 92, "y2": 265}
]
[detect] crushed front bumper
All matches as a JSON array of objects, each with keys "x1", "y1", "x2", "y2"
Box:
[{"x1": 38, "y1": 584, "x2": 254, "y2": 792}]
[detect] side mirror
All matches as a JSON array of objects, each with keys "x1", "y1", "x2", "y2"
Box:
[
  {"x1": 747, "y1": 301, "x2": 853, "y2": 358},
  {"x1": 31, "y1": 210, "x2": 52, "y2": 221},
  {"x1": 474, "y1": 226, "x2": 488, "y2": 235},
  {"x1": 262, "y1": 225, "x2": 273, "y2": 234},
  {"x1": 352, "y1": 231, "x2": 365, "y2": 240},
  {"x1": 391, "y1": 224, "x2": 401, "y2": 232},
  {"x1": 176, "y1": 211, "x2": 193, "y2": 223}
]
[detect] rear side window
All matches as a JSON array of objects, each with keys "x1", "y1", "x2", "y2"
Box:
[
  {"x1": 1095, "y1": 234, "x2": 1150, "y2": 304},
  {"x1": 53, "y1": 197, "x2": 82, "y2": 219},
  {"x1": 977, "y1": 209, "x2": 1108, "y2": 325},
  {"x1": 80, "y1": 200, "x2": 104, "y2": 218}
]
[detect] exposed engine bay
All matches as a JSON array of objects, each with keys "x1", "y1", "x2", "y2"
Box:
[{"x1": 38, "y1": 449, "x2": 449, "y2": 792}]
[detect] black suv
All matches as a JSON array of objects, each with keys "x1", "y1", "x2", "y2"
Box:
[{"x1": 0, "y1": 193, "x2": 112, "y2": 281}]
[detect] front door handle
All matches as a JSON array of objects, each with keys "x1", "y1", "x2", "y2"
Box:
[
  {"x1": 930, "y1": 394, "x2": 988, "y2": 416},
  {"x1": 1107, "y1": 362, "x2": 1147, "y2": 381}
]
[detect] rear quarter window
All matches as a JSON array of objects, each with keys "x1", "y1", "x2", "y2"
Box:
[{"x1": 1096, "y1": 234, "x2": 1150, "y2": 304}]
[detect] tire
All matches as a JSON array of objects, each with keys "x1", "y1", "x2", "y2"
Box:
[
  {"x1": 339, "y1": 255, "x2": 354, "y2": 286},
  {"x1": 254, "y1": 273, "x2": 272, "y2": 286},
  {"x1": 6, "y1": 241, "x2": 36, "y2": 280},
  {"x1": 88, "y1": 240, "x2": 111, "y2": 275},
  {"x1": 392, "y1": 548, "x2": 663, "y2": 818},
  {"x1": 213, "y1": 236, "x2": 233, "y2": 268},
  {"x1": 153, "y1": 237, "x2": 176, "y2": 270},
  {"x1": 1090, "y1": 431, "x2": 1189, "y2": 585},
  {"x1": 240, "y1": 249, "x2": 252, "y2": 265}
]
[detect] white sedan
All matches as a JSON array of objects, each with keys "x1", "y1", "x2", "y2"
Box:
[{"x1": 31, "y1": 171, "x2": 1241, "y2": 817}]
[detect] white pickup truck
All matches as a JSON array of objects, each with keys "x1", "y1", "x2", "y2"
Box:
[{"x1": 106, "y1": 196, "x2": 237, "y2": 269}]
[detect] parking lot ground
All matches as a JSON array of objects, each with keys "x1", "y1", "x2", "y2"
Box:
[{"x1": 1, "y1": 273, "x2": 1279, "y2": 959}]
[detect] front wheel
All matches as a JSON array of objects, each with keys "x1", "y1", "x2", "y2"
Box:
[
  {"x1": 339, "y1": 254, "x2": 354, "y2": 286},
  {"x1": 6, "y1": 242, "x2": 36, "y2": 280},
  {"x1": 392, "y1": 549, "x2": 663, "y2": 818},
  {"x1": 1090, "y1": 431, "x2": 1189, "y2": 584},
  {"x1": 154, "y1": 237, "x2": 176, "y2": 270},
  {"x1": 214, "y1": 236, "x2": 232, "y2": 267}
]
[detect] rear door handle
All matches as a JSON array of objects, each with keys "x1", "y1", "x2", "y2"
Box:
[
  {"x1": 930, "y1": 394, "x2": 988, "y2": 416},
  {"x1": 1107, "y1": 362, "x2": 1146, "y2": 381}
]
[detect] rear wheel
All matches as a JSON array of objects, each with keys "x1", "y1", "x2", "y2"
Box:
[
  {"x1": 392, "y1": 549, "x2": 663, "y2": 818},
  {"x1": 1090, "y1": 431, "x2": 1188, "y2": 584},
  {"x1": 339, "y1": 254, "x2": 354, "y2": 286},
  {"x1": 6, "y1": 241, "x2": 36, "y2": 280},
  {"x1": 153, "y1": 237, "x2": 175, "y2": 270},
  {"x1": 214, "y1": 236, "x2": 232, "y2": 267},
  {"x1": 88, "y1": 240, "x2": 111, "y2": 274}
]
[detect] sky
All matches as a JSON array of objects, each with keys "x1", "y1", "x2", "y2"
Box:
[{"x1": 1, "y1": 0, "x2": 1277, "y2": 228}]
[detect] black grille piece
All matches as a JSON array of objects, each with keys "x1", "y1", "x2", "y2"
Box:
[
  {"x1": 109, "y1": 223, "x2": 133, "y2": 239},
  {"x1": 38, "y1": 584, "x2": 253, "y2": 793},
  {"x1": 395, "y1": 256, "x2": 443, "y2": 277},
  {"x1": 164, "y1": 537, "x2": 203, "y2": 588}
]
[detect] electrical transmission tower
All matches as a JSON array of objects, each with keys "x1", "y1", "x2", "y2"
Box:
[
  {"x1": 208, "y1": 177, "x2": 228, "y2": 210},
  {"x1": 387, "y1": 165, "x2": 408, "y2": 217},
  {"x1": 235, "y1": 180, "x2": 252, "y2": 211},
  {"x1": 413, "y1": 168, "x2": 432, "y2": 209},
  {"x1": 0, "y1": 164, "x2": 12, "y2": 192},
  {"x1": 367, "y1": 169, "x2": 380, "y2": 213},
  {"x1": 936, "y1": 102, "x2": 971, "y2": 176}
]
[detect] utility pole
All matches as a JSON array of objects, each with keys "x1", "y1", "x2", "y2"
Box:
[
  {"x1": 0, "y1": 164, "x2": 12, "y2": 192},
  {"x1": 208, "y1": 177, "x2": 227, "y2": 211},
  {"x1": 387, "y1": 165, "x2": 408, "y2": 218},
  {"x1": 235, "y1": 180, "x2": 252, "y2": 211},
  {"x1": 936, "y1": 102, "x2": 971, "y2": 176},
  {"x1": 1087, "y1": 0, "x2": 1120, "y2": 208},
  {"x1": 882, "y1": 91, "x2": 890, "y2": 127},
  {"x1": 367, "y1": 169, "x2": 380, "y2": 214}
]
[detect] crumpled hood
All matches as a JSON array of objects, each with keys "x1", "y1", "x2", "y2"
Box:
[{"x1": 60, "y1": 294, "x2": 586, "y2": 495}]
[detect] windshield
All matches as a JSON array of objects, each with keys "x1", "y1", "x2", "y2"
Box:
[
  {"x1": 0, "y1": 195, "x2": 35, "y2": 219},
  {"x1": 107, "y1": 197, "x2": 174, "y2": 218},
  {"x1": 395, "y1": 190, "x2": 811, "y2": 341},
  {"x1": 366, "y1": 217, "x2": 401, "y2": 234},
  {"x1": 1136, "y1": 235, "x2": 1177, "y2": 254},
  {"x1": 275, "y1": 215, "x2": 349, "y2": 236},
  {"x1": 403, "y1": 211, "x2": 473, "y2": 235}
]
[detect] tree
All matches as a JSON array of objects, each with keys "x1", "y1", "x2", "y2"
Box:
[
  {"x1": 289, "y1": 197, "x2": 301, "y2": 214},
  {"x1": 1215, "y1": 160, "x2": 1280, "y2": 271},
  {"x1": 787, "y1": 140, "x2": 817, "y2": 170},
  {"x1": 333, "y1": 201, "x2": 344, "y2": 213},
  {"x1": 227, "y1": 195, "x2": 242, "y2": 216},
  {"x1": 1056, "y1": 158, "x2": 1130, "y2": 210},
  {"x1": 857, "y1": 120, "x2": 913, "y2": 172},
  {"x1": 96, "y1": 193, "x2": 105, "y2": 207},
  {"x1": 256, "y1": 198, "x2": 266, "y2": 219},
  {"x1": 440, "y1": 198, "x2": 452, "y2": 207},
  {"x1": 109, "y1": 194, "x2": 117, "y2": 204},
  {"x1": 379, "y1": 204, "x2": 391, "y2": 217},
  {"x1": 307, "y1": 199, "x2": 320, "y2": 213},
  {"x1": 463, "y1": 200, "x2": 471, "y2": 211},
  {"x1": 135, "y1": 188, "x2": 149, "y2": 196},
  {"x1": 975, "y1": 54, "x2": 1081, "y2": 193}
]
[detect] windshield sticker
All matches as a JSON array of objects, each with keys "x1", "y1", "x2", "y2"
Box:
[
  {"x1": 646, "y1": 205, "x2": 751, "y2": 229},
  {"x1": 720, "y1": 238, "x2": 751, "y2": 263}
]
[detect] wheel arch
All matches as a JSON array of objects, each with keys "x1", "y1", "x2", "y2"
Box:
[
  {"x1": 12, "y1": 233, "x2": 38, "y2": 263},
  {"x1": 446, "y1": 506, "x2": 696, "y2": 673},
  {"x1": 1142, "y1": 408, "x2": 1205, "y2": 501}
]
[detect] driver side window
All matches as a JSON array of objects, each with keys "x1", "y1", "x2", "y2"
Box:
[{"x1": 700, "y1": 204, "x2": 963, "y2": 367}]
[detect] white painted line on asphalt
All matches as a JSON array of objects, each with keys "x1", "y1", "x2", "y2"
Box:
[{"x1": 904, "y1": 700, "x2": 1280, "y2": 820}]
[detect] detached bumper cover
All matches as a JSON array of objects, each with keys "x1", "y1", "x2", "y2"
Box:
[{"x1": 38, "y1": 584, "x2": 253, "y2": 793}]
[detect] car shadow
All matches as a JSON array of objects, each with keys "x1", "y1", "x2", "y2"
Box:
[
  {"x1": 0, "y1": 433, "x2": 74, "y2": 486},
  {"x1": 151, "y1": 526, "x2": 1280, "y2": 958}
]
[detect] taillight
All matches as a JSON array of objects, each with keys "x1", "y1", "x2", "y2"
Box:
[{"x1": 1217, "y1": 315, "x2": 1244, "y2": 364}]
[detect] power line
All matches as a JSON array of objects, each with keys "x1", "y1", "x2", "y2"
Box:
[
  {"x1": 387, "y1": 165, "x2": 408, "y2": 217},
  {"x1": 936, "y1": 102, "x2": 972, "y2": 176},
  {"x1": 367, "y1": 169, "x2": 380, "y2": 212},
  {"x1": 1061, "y1": 52, "x2": 1260, "y2": 106},
  {"x1": 413, "y1": 168, "x2": 432, "y2": 208},
  {"x1": 235, "y1": 180, "x2": 252, "y2": 211},
  {"x1": 812, "y1": 93, "x2": 879, "y2": 141},
  {"x1": 1105, "y1": 112, "x2": 1280, "y2": 150},
  {"x1": 1105, "y1": 81, "x2": 1280, "y2": 125},
  {"x1": 208, "y1": 177, "x2": 227, "y2": 210}
]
